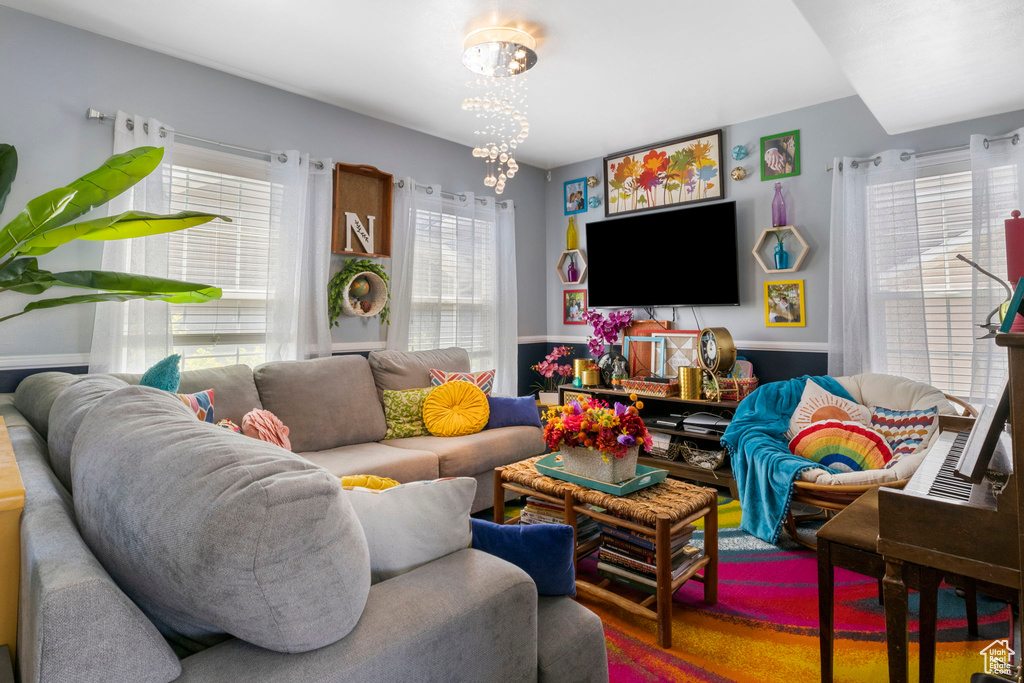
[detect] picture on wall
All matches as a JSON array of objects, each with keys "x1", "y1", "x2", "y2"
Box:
[
  {"x1": 603, "y1": 129, "x2": 723, "y2": 217},
  {"x1": 563, "y1": 289, "x2": 587, "y2": 325},
  {"x1": 760, "y1": 130, "x2": 800, "y2": 180},
  {"x1": 764, "y1": 279, "x2": 806, "y2": 327},
  {"x1": 564, "y1": 178, "x2": 587, "y2": 215}
]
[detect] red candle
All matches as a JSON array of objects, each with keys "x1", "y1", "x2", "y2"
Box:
[{"x1": 1007, "y1": 210, "x2": 1024, "y2": 332}]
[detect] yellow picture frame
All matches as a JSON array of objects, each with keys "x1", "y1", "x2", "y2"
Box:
[{"x1": 764, "y1": 279, "x2": 806, "y2": 327}]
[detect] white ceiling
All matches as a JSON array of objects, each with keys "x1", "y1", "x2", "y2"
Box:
[
  {"x1": 2, "y1": 0, "x2": 860, "y2": 168},
  {"x1": 792, "y1": 0, "x2": 1024, "y2": 135}
]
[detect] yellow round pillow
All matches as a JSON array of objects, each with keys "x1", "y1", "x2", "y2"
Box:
[
  {"x1": 339, "y1": 474, "x2": 400, "y2": 490},
  {"x1": 422, "y1": 381, "x2": 490, "y2": 437}
]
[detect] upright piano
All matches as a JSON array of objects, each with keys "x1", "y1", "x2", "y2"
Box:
[{"x1": 877, "y1": 333, "x2": 1024, "y2": 682}]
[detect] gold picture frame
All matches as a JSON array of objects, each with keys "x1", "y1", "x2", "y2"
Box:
[{"x1": 764, "y1": 279, "x2": 805, "y2": 327}]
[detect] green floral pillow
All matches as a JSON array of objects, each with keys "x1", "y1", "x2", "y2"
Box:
[{"x1": 383, "y1": 387, "x2": 434, "y2": 439}]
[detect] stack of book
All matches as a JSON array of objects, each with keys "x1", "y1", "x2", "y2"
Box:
[
  {"x1": 596, "y1": 523, "x2": 703, "y2": 593},
  {"x1": 519, "y1": 496, "x2": 600, "y2": 544}
]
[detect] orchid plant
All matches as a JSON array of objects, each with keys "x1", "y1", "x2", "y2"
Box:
[
  {"x1": 530, "y1": 345, "x2": 575, "y2": 394},
  {"x1": 583, "y1": 308, "x2": 634, "y2": 356},
  {"x1": 542, "y1": 394, "x2": 652, "y2": 461}
]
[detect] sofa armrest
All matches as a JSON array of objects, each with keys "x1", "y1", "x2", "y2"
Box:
[{"x1": 177, "y1": 549, "x2": 538, "y2": 683}]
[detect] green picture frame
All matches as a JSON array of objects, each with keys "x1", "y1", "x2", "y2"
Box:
[{"x1": 760, "y1": 129, "x2": 801, "y2": 180}]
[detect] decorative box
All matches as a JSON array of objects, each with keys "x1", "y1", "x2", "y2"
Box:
[
  {"x1": 620, "y1": 378, "x2": 680, "y2": 398},
  {"x1": 718, "y1": 376, "x2": 759, "y2": 402}
]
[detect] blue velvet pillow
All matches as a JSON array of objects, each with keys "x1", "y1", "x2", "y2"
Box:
[
  {"x1": 470, "y1": 518, "x2": 576, "y2": 596},
  {"x1": 139, "y1": 354, "x2": 181, "y2": 392},
  {"x1": 485, "y1": 395, "x2": 542, "y2": 430}
]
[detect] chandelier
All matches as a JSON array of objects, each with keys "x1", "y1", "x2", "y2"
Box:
[{"x1": 460, "y1": 27, "x2": 537, "y2": 194}]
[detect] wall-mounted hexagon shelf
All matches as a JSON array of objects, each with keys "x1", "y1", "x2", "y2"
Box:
[
  {"x1": 752, "y1": 226, "x2": 809, "y2": 274},
  {"x1": 556, "y1": 249, "x2": 587, "y2": 285}
]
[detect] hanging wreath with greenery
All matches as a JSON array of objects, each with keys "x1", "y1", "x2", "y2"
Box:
[{"x1": 327, "y1": 258, "x2": 391, "y2": 327}]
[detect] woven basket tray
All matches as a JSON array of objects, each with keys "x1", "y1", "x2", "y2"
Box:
[{"x1": 620, "y1": 378, "x2": 680, "y2": 398}]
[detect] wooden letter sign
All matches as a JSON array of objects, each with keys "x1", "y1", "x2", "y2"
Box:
[{"x1": 331, "y1": 163, "x2": 393, "y2": 257}]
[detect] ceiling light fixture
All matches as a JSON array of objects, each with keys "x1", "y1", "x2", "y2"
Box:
[{"x1": 460, "y1": 27, "x2": 537, "y2": 194}]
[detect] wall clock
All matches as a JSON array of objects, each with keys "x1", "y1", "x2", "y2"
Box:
[{"x1": 697, "y1": 327, "x2": 736, "y2": 374}]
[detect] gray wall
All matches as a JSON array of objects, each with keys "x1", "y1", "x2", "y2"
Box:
[
  {"x1": 544, "y1": 96, "x2": 1024, "y2": 347},
  {"x1": 0, "y1": 6, "x2": 548, "y2": 361}
]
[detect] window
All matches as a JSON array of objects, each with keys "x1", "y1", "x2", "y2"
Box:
[
  {"x1": 871, "y1": 155, "x2": 1006, "y2": 399},
  {"x1": 406, "y1": 203, "x2": 498, "y2": 371},
  {"x1": 167, "y1": 146, "x2": 273, "y2": 370}
]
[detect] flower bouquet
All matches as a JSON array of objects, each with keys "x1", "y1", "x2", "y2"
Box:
[
  {"x1": 542, "y1": 394, "x2": 653, "y2": 483},
  {"x1": 583, "y1": 309, "x2": 633, "y2": 385},
  {"x1": 530, "y1": 345, "x2": 575, "y2": 403}
]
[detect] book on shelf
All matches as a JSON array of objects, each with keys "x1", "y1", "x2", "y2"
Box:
[
  {"x1": 598, "y1": 542, "x2": 695, "y2": 574},
  {"x1": 598, "y1": 523, "x2": 695, "y2": 552},
  {"x1": 597, "y1": 546, "x2": 704, "y2": 588},
  {"x1": 600, "y1": 530, "x2": 693, "y2": 561},
  {"x1": 597, "y1": 568, "x2": 656, "y2": 595},
  {"x1": 519, "y1": 497, "x2": 600, "y2": 544}
]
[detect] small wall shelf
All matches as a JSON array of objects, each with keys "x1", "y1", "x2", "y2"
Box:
[
  {"x1": 751, "y1": 225, "x2": 809, "y2": 274},
  {"x1": 556, "y1": 249, "x2": 587, "y2": 285}
]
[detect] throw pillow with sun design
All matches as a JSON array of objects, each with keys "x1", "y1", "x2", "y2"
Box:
[{"x1": 787, "y1": 380, "x2": 871, "y2": 439}]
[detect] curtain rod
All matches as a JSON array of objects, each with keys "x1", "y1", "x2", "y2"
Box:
[
  {"x1": 86, "y1": 108, "x2": 325, "y2": 170},
  {"x1": 826, "y1": 133, "x2": 1020, "y2": 172},
  {"x1": 394, "y1": 179, "x2": 511, "y2": 208}
]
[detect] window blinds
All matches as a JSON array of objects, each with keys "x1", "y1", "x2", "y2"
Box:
[{"x1": 166, "y1": 146, "x2": 273, "y2": 369}]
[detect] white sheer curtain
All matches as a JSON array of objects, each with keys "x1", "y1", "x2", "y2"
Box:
[
  {"x1": 387, "y1": 179, "x2": 518, "y2": 395},
  {"x1": 828, "y1": 149, "x2": 931, "y2": 381},
  {"x1": 969, "y1": 128, "x2": 1022, "y2": 397},
  {"x1": 265, "y1": 152, "x2": 333, "y2": 361},
  {"x1": 89, "y1": 111, "x2": 174, "y2": 373}
]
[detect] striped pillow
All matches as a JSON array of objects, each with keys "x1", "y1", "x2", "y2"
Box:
[
  {"x1": 871, "y1": 405, "x2": 939, "y2": 461},
  {"x1": 429, "y1": 368, "x2": 495, "y2": 395}
]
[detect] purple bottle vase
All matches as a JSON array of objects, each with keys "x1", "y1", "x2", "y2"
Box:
[{"x1": 772, "y1": 182, "x2": 787, "y2": 227}]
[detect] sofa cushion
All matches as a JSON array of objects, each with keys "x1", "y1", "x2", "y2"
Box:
[
  {"x1": 422, "y1": 380, "x2": 490, "y2": 437},
  {"x1": 299, "y1": 442, "x2": 439, "y2": 482},
  {"x1": 13, "y1": 371, "x2": 80, "y2": 438},
  {"x1": 47, "y1": 374, "x2": 128, "y2": 492},
  {"x1": 112, "y1": 363, "x2": 261, "y2": 425},
  {"x1": 254, "y1": 355, "x2": 386, "y2": 452},
  {"x1": 384, "y1": 426, "x2": 545, "y2": 478},
  {"x1": 72, "y1": 385, "x2": 372, "y2": 655},
  {"x1": 835, "y1": 373, "x2": 955, "y2": 414},
  {"x1": 367, "y1": 347, "x2": 470, "y2": 400},
  {"x1": 536, "y1": 596, "x2": 609, "y2": 683}
]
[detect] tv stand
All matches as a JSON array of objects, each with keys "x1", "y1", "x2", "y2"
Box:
[{"x1": 557, "y1": 384, "x2": 740, "y2": 500}]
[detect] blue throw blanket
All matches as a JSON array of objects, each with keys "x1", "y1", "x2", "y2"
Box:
[{"x1": 721, "y1": 376, "x2": 854, "y2": 544}]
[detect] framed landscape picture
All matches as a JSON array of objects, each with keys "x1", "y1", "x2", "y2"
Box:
[
  {"x1": 760, "y1": 130, "x2": 800, "y2": 180},
  {"x1": 603, "y1": 129, "x2": 723, "y2": 217},
  {"x1": 563, "y1": 289, "x2": 587, "y2": 325},
  {"x1": 764, "y1": 279, "x2": 805, "y2": 327},
  {"x1": 564, "y1": 177, "x2": 587, "y2": 215}
]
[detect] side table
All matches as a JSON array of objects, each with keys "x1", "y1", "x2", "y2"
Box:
[{"x1": 494, "y1": 457, "x2": 719, "y2": 649}]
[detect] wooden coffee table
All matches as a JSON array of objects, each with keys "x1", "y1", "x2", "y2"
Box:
[{"x1": 494, "y1": 456, "x2": 719, "y2": 649}]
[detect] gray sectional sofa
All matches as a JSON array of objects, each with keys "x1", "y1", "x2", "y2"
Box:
[{"x1": 0, "y1": 348, "x2": 610, "y2": 683}]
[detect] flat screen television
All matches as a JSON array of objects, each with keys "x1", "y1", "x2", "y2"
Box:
[{"x1": 585, "y1": 201, "x2": 739, "y2": 308}]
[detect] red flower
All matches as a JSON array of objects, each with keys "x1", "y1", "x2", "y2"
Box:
[
  {"x1": 637, "y1": 168, "x2": 660, "y2": 191},
  {"x1": 643, "y1": 150, "x2": 669, "y2": 174}
]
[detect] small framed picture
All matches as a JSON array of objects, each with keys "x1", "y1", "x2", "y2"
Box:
[
  {"x1": 563, "y1": 289, "x2": 587, "y2": 325},
  {"x1": 760, "y1": 130, "x2": 800, "y2": 180},
  {"x1": 564, "y1": 177, "x2": 587, "y2": 215},
  {"x1": 765, "y1": 279, "x2": 805, "y2": 327}
]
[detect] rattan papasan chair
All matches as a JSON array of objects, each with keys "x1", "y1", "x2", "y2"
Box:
[{"x1": 785, "y1": 373, "x2": 977, "y2": 549}]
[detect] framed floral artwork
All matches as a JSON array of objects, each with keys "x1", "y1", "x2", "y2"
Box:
[
  {"x1": 603, "y1": 129, "x2": 723, "y2": 217},
  {"x1": 764, "y1": 279, "x2": 805, "y2": 327},
  {"x1": 760, "y1": 130, "x2": 800, "y2": 180},
  {"x1": 564, "y1": 289, "x2": 587, "y2": 325}
]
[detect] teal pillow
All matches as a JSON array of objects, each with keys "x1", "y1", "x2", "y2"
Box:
[{"x1": 140, "y1": 354, "x2": 181, "y2": 392}]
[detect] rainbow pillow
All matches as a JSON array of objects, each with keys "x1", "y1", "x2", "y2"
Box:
[{"x1": 788, "y1": 420, "x2": 894, "y2": 473}]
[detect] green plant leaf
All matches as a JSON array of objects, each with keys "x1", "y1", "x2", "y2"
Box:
[
  {"x1": 0, "y1": 257, "x2": 55, "y2": 295},
  {"x1": 0, "y1": 144, "x2": 16, "y2": 218},
  {"x1": 15, "y1": 210, "x2": 231, "y2": 256},
  {"x1": 46, "y1": 270, "x2": 222, "y2": 303},
  {"x1": 0, "y1": 291, "x2": 193, "y2": 324},
  {"x1": 0, "y1": 187, "x2": 77, "y2": 259}
]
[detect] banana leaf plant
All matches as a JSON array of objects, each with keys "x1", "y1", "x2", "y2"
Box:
[{"x1": 0, "y1": 143, "x2": 227, "y2": 324}]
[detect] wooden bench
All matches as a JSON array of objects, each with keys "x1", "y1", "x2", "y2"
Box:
[{"x1": 0, "y1": 418, "x2": 24, "y2": 670}]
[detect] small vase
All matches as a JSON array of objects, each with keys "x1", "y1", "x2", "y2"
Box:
[
  {"x1": 596, "y1": 345, "x2": 625, "y2": 386},
  {"x1": 566, "y1": 255, "x2": 579, "y2": 283},
  {"x1": 560, "y1": 445, "x2": 639, "y2": 484},
  {"x1": 538, "y1": 391, "x2": 560, "y2": 406},
  {"x1": 771, "y1": 182, "x2": 787, "y2": 227},
  {"x1": 566, "y1": 216, "x2": 579, "y2": 250},
  {"x1": 774, "y1": 242, "x2": 790, "y2": 269}
]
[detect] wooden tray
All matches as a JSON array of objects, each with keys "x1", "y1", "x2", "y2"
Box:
[{"x1": 534, "y1": 453, "x2": 668, "y2": 496}]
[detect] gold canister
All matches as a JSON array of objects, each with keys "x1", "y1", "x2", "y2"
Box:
[
  {"x1": 581, "y1": 368, "x2": 600, "y2": 387},
  {"x1": 678, "y1": 366, "x2": 702, "y2": 400},
  {"x1": 573, "y1": 358, "x2": 592, "y2": 379}
]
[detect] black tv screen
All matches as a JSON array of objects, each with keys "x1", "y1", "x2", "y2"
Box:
[{"x1": 585, "y1": 201, "x2": 739, "y2": 308}]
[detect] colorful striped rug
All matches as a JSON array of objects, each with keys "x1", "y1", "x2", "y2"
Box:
[{"x1": 574, "y1": 497, "x2": 1012, "y2": 682}]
